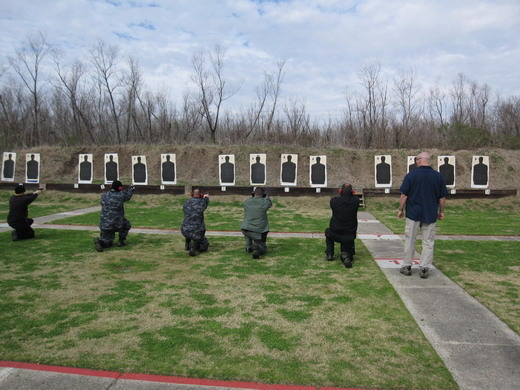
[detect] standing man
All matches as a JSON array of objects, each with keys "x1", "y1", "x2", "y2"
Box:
[
  {"x1": 398, "y1": 152, "x2": 448, "y2": 279},
  {"x1": 94, "y1": 180, "x2": 134, "y2": 252},
  {"x1": 240, "y1": 187, "x2": 272, "y2": 259},
  {"x1": 181, "y1": 188, "x2": 210, "y2": 256},
  {"x1": 8, "y1": 184, "x2": 43, "y2": 241},
  {"x1": 325, "y1": 183, "x2": 360, "y2": 268}
]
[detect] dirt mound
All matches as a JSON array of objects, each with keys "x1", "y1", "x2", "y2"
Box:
[{"x1": 4, "y1": 145, "x2": 520, "y2": 190}]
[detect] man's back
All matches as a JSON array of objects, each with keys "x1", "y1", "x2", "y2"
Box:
[
  {"x1": 100, "y1": 189, "x2": 133, "y2": 229},
  {"x1": 182, "y1": 197, "x2": 208, "y2": 232},
  {"x1": 330, "y1": 194, "x2": 359, "y2": 235},
  {"x1": 241, "y1": 197, "x2": 272, "y2": 233},
  {"x1": 400, "y1": 166, "x2": 447, "y2": 223},
  {"x1": 8, "y1": 194, "x2": 38, "y2": 224}
]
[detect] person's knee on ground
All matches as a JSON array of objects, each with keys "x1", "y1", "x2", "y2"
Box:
[{"x1": 198, "y1": 237, "x2": 209, "y2": 252}]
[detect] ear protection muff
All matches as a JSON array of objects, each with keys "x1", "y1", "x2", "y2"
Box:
[
  {"x1": 339, "y1": 184, "x2": 355, "y2": 195},
  {"x1": 252, "y1": 187, "x2": 266, "y2": 197},
  {"x1": 191, "y1": 189, "x2": 203, "y2": 198}
]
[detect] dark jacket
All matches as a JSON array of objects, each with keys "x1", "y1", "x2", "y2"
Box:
[
  {"x1": 400, "y1": 166, "x2": 448, "y2": 223},
  {"x1": 181, "y1": 196, "x2": 209, "y2": 234},
  {"x1": 329, "y1": 192, "x2": 360, "y2": 235},
  {"x1": 8, "y1": 193, "x2": 38, "y2": 225},
  {"x1": 100, "y1": 187, "x2": 134, "y2": 230}
]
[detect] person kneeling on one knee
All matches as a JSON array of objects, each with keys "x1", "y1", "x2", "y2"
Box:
[
  {"x1": 94, "y1": 181, "x2": 134, "y2": 252},
  {"x1": 241, "y1": 187, "x2": 272, "y2": 259},
  {"x1": 181, "y1": 188, "x2": 210, "y2": 256},
  {"x1": 325, "y1": 183, "x2": 360, "y2": 268},
  {"x1": 8, "y1": 184, "x2": 43, "y2": 241}
]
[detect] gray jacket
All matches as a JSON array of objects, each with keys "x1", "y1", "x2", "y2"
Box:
[{"x1": 240, "y1": 196, "x2": 272, "y2": 233}]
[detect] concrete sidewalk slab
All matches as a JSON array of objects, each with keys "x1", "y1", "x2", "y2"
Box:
[{"x1": 362, "y1": 221, "x2": 520, "y2": 390}]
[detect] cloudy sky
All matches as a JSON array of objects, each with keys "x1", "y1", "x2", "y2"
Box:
[{"x1": 1, "y1": 0, "x2": 519, "y2": 121}]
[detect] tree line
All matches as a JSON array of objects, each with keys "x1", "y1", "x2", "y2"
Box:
[{"x1": 1, "y1": 32, "x2": 519, "y2": 150}]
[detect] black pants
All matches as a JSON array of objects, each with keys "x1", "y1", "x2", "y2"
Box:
[
  {"x1": 9, "y1": 218, "x2": 35, "y2": 240},
  {"x1": 325, "y1": 228, "x2": 355, "y2": 257}
]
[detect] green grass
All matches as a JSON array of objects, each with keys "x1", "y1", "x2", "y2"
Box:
[
  {"x1": 0, "y1": 191, "x2": 99, "y2": 221},
  {"x1": 40, "y1": 194, "x2": 331, "y2": 233},
  {"x1": 366, "y1": 197, "x2": 520, "y2": 236},
  {"x1": 0, "y1": 229, "x2": 457, "y2": 389},
  {"x1": 435, "y1": 240, "x2": 520, "y2": 334}
]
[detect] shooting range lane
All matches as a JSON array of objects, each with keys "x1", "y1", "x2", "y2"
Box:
[{"x1": 1, "y1": 208, "x2": 520, "y2": 390}]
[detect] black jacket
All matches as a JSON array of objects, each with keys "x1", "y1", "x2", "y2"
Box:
[
  {"x1": 8, "y1": 193, "x2": 38, "y2": 224},
  {"x1": 329, "y1": 193, "x2": 359, "y2": 235}
]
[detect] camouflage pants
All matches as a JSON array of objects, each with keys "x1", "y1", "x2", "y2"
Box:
[
  {"x1": 99, "y1": 219, "x2": 131, "y2": 248},
  {"x1": 181, "y1": 229, "x2": 209, "y2": 252}
]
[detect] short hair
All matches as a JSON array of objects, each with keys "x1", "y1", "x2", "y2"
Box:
[
  {"x1": 192, "y1": 188, "x2": 201, "y2": 197},
  {"x1": 254, "y1": 187, "x2": 265, "y2": 196},
  {"x1": 341, "y1": 183, "x2": 353, "y2": 194}
]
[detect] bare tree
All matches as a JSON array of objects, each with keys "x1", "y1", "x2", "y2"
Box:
[
  {"x1": 123, "y1": 56, "x2": 144, "y2": 142},
  {"x1": 283, "y1": 98, "x2": 310, "y2": 142},
  {"x1": 190, "y1": 46, "x2": 240, "y2": 143},
  {"x1": 468, "y1": 80, "x2": 491, "y2": 129},
  {"x1": 392, "y1": 68, "x2": 421, "y2": 147},
  {"x1": 8, "y1": 31, "x2": 50, "y2": 146},
  {"x1": 89, "y1": 40, "x2": 123, "y2": 144},
  {"x1": 450, "y1": 73, "x2": 469, "y2": 125},
  {"x1": 53, "y1": 53, "x2": 97, "y2": 143},
  {"x1": 265, "y1": 59, "x2": 286, "y2": 134},
  {"x1": 427, "y1": 82, "x2": 448, "y2": 128},
  {"x1": 354, "y1": 63, "x2": 390, "y2": 148}
]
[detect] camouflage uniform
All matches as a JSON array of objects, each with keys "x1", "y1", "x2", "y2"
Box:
[
  {"x1": 97, "y1": 187, "x2": 134, "y2": 248},
  {"x1": 181, "y1": 196, "x2": 209, "y2": 253}
]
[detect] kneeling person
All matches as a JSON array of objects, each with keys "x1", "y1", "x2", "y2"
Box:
[
  {"x1": 8, "y1": 184, "x2": 43, "y2": 241},
  {"x1": 325, "y1": 183, "x2": 360, "y2": 268},
  {"x1": 94, "y1": 181, "x2": 134, "y2": 252},
  {"x1": 181, "y1": 189, "x2": 209, "y2": 256},
  {"x1": 240, "y1": 187, "x2": 272, "y2": 259}
]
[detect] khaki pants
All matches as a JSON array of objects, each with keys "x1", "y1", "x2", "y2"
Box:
[{"x1": 403, "y1": 218, "x2": 436, "y2": 269}]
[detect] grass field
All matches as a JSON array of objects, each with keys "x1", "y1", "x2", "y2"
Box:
[
  {"x1": 366, "y1": 196, "x2": 520, "y2": 236},
  {"x1": 434, "y1": 240, "x2": 520, "y2": 334},
  {"x1": 0, "y1": 229, "x2": 457, "y2": 389},
  {"x1": 0, "y1": 191, "x2": 99, "y2": 220},
  {"x1": 3, "y1": 192, "x2": 332, "y2": 233},
  {"x1": 2, "y1": 190, "x2": 519, "y2": 388}
]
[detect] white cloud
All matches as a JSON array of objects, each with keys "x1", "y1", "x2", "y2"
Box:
[{"x1": 0, "y1": 0, "x2": 519, "y2": 121}]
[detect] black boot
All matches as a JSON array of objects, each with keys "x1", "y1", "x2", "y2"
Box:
[
  {"x1": 94, "y1": 238, "x2": 104, "y2": 252},
  {"x1": 340, "y1": 252, "x2": 353, "y2": 268}
]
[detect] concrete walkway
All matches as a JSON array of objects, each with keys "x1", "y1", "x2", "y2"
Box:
[
  {"x1": 357, "y1": 212, "x2": 520, "y2": 390},
  {"x1": 1, "y1": 207, "x2": 520, "y2": 390}
]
